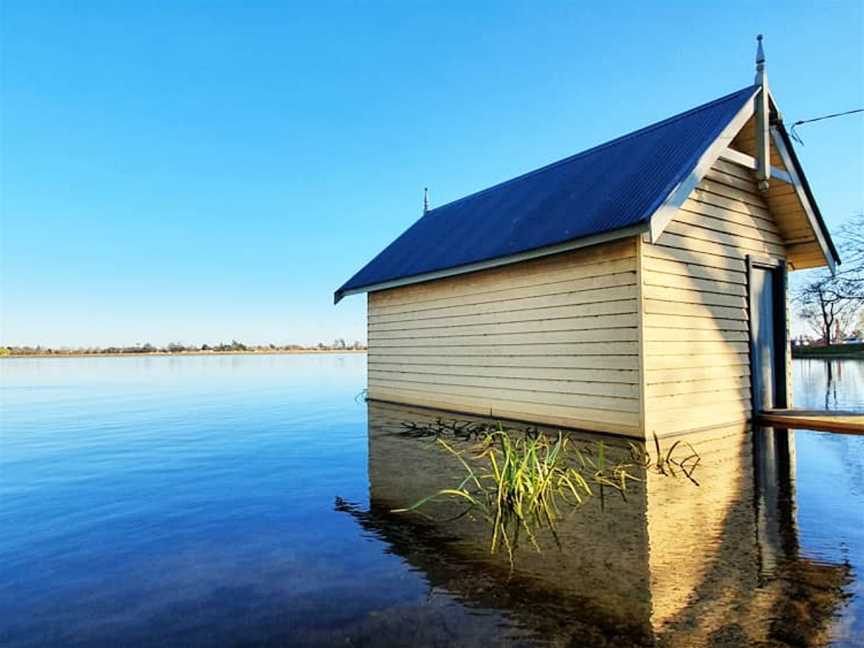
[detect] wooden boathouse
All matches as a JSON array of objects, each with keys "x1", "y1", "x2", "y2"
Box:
[{"x1": 336, "y1": 38, "x2": 841, "y2": 439}]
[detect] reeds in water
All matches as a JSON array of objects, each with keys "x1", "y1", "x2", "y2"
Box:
[{"x1": 393, "y1": 423, "x2": 644, "y2": 564}]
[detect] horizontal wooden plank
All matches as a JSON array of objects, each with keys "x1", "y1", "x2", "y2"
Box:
[
  {"x1": 371, "y1": 240, "x2": 637, "y2": 307},
  {"x1": 664, "y1": 221, "x2": 785, "y2": 258},
  {"x1": 789, "y1": 256, "x2": 828, "y2": 271},
  {"x1": 369, "y1": 373, "x2": 639, "y2": 412},
  {"x1": 788, "y1": 247, "x2": 828, "y2": 264},
  {"x1": 369, "y1": 331, "x2": 641, "y2": 348},
  {"x1": 758, "y1": 410, "x2": 864, "y2": 435},
  {"x1": 646, "y1": 364, "x2": 750, "y2": 384},
  {"x1": 368, "y1": 318, "x2": 637, "y2": 344},
  {"x1": 370, "y1": 310, "x2": 639, "y2": 333},
  {"x1": 644, "y1": 313, "x2": 749, "y2": 331},
  {"x1": 642, "y1": 284, "x2": 747, "y2": 309},
  {"x1": 782, "y1": 225, "x2": 819, "y2": 241},
  {"x1": 369, "y1": 384, "x2": 640, "y2": 424},
  {"x1": 644, "y1": 341, "x2": 750, "y2": 356},
  {"x1": 680, "y1": 198, "x2": 779, "y2": 234},
  {"x1": 368, "y1": 352, "x2": 640, "y2": 370},
  {"x1": 642, "y1": 269, "x2": 746, "y2": 296},
  {"x1": 370, "y1": 295, "x2": 638, "y2": 325},
  {"x1": 371, "y1": 258, "x2": 637, "y2": 309},
  {"x1": 646, "y1": 376, "x2": 750, "y2": 397},
  {"x1": 642, "y1": 255, "x2": 747, "y2": 286},
  {"x1": 368, "y1": 388, "x2": 642, "y2": 436},
  {"x1": 642, "y1": 327, "x2": 749, "y2": 343},
  {"x1": 371, "y1": 271, "x2": 637, "y2": 316},
  {"x1": 656, "y1": 231, "x2": 777, "y2": 263},
  {"x1": 646, "y1": 352, "x2": 750, "y2": 370},
  {"x1": 787, "y1": 242, "x2": 828, "y2": 264},
  {"x1": 648, "y1": 394, "x2": 752, "y2": 415},
  {"x1": 697, "y1": 178, "x2": 768, "y2": 209},
  {"x1": 773, "y1": 210, "x2": 811, "y2": 234},
  {"x1": 766, "y1": 192, "x2": 806, "y2": 211},
  {"x1": 644, "y1": 298, "x2": 746, "y2": 321},
  {"x1": 369, "y1": 320, "x2": 638, "y2": 346},
  {"x1": 368, "y1": 361, "x2": 641, "y2": 385},
  {"x1": 643, "y1": 241, "x2": 748, "y2": 272},
  {"x1": 674, "y1": 209, "x2": 784, "y2": 246},
  {"x1": 766, "y1": 182, "x2": 797, "y2": 199},
  {"x1": 688, "y1": 187, "x2": 772, "y2": 219},
  {"x1": 371, "y1": 340, "x2": 641, "y2": 356},
  {"x1": 705, "y1": 160, "x2": 759, "y2": 186},
  {"x1": 650, "y1": 387, "x2": 751, "y2": 409},
  {"x1": 647, "y1": 407, "x2": 750, "y2": 434},
  {"x1": 368, "y1": 341, "x2": 639, "y2": 357},
  {"x1": 704, "y1": 166, "x2": 759, "y2": 191},
  {"x1": 712, "y1": 157, "x2": 756, "y2": 181}
]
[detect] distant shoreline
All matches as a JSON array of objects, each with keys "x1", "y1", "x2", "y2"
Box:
[
  {"x1": 792, "y1": 343, "x2": 863, "y2": 360},
  {"x1": 0, "y1": 349, "x2": 367, "y2": 360}
]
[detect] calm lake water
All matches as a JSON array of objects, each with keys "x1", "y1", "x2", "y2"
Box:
[{"x1": 1, "y1": 354, "x2": 862, "y2": 647}]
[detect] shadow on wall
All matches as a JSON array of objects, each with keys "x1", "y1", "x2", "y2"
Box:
[{"x1": 640, "y1": 158, "x2": 792, "y2": 437}]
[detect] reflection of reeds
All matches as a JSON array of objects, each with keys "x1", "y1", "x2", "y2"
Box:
[
  {"x1": 393, "y1": 423, "x2": 646, "y2": 564},
  {"x1": 392, "y1": 421, "x2": 702, "y2": 565},
  {"x1": 636, "y1": 433, "x2": 702, "y2": 485}
]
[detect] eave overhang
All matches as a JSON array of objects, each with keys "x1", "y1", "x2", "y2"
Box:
[{"x1": 333, "y1": 223, "x2": 649, "y2": 304}]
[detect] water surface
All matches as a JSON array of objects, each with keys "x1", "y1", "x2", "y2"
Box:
[{"x1": 1, "y1": 354, "x2": 862, "y2": 647}]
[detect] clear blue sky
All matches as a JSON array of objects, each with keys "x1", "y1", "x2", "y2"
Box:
[{"x1": 1, "y1": 1, "x2": 862, "y2": 347}]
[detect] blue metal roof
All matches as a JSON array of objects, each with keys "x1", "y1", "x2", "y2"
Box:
[{"x1": 336, "y1": 86, "x2": 757, "y2": 301}]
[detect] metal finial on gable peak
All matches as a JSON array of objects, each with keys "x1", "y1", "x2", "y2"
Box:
[
  {"x1": 755, "y1": 34, "x2": 767, "y2": 86},
  {"x1": 753, "y1": 34, "x2": 771, "y2": 192},
  {"x1": 423, "y1": 187, "x2": 430, "y2": 215}
]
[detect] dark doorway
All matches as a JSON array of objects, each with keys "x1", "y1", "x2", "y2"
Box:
[{"x1": 749, "y1": 258, "x2": 788, "y2": 412}]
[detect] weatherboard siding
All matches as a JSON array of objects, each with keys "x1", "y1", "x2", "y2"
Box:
[
  {"x1": 641, "y1": 158, "x2": 788, "y2": 437},
  {"x1": 366, "y1": 238, "x2": 643, "y2": 436}
]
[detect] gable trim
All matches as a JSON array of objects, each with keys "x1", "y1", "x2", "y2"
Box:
[
  {"x1": 333, "y1": 223, "x2": 648, "y2": 303},
  {"x1": 769, "y1": 125, "x2": 839, "y2": 273},
  {"x1": 647, "y1": 88, "x2": 759, "y2": 243}
]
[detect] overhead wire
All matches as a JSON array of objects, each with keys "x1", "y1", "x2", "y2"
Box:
[{"x1": 789, "y1": 108, "x2": 864, "y2": 144}]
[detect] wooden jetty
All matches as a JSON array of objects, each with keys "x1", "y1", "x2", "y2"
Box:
[{"x1": 758, "y1": 410, "x2": 864, "y2": 435}]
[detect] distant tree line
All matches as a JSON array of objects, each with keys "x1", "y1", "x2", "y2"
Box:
[{"x1": 1, "y1": 339, "x2": 366, "y2": 357}]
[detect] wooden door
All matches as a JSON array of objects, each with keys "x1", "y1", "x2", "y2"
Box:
[{"x1": 749, "y1": 261, "x2": 786, "y2": 412}]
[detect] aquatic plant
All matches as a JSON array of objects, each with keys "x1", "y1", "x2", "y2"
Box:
[
  {"x1": 393, "y1": 423, "x2": 643, "y2": 563},
  {"x1": 631, "y1": 433, "x2": 702, "y2": 485},
  {"x1": 392, "y1": 421, "x2": 704, "y2": 565}
]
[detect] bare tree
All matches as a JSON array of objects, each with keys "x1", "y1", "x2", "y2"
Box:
[
  {"x1": 797, "y1": 276, "x2": 861, "y2": 342},
  {"x1": 795, "y1": 215, "x2": 864, "y2": 343},
  {"x1": 838, "y1": 213, "x2": 864, "y2": 283}
]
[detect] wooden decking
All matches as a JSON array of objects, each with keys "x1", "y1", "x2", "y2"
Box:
[{"x1": 758, "y1": 409, "x2": 864, "y2": 435}]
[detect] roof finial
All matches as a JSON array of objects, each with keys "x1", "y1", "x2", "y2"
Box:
[
  {"x1": 755, "y1": 34, "x2": 766, "y2": 86},
  {"x1": 753, "y1": 34, "x2": 770, "y2": 192},
  {"x1": 423, "y1": 187, "x2": 430, "y2": 215}
]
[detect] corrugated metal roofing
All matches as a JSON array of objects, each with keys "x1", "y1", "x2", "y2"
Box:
[{"x1": 336, "y1": 85, "x2": 757, "y2": 301}]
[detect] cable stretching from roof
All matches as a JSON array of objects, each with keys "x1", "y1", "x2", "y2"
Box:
[{"x1": 790, "y1": 108, "x2": 864, "y2": 145}]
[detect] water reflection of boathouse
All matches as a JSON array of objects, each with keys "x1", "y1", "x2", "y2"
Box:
[{"x1": 338, "y1": 402, "x2": 851, "y2": 647}]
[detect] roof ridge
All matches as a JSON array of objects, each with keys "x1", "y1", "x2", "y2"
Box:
[{"x1": 425, "y1": 85, "x2": 757, "y2": 216}]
